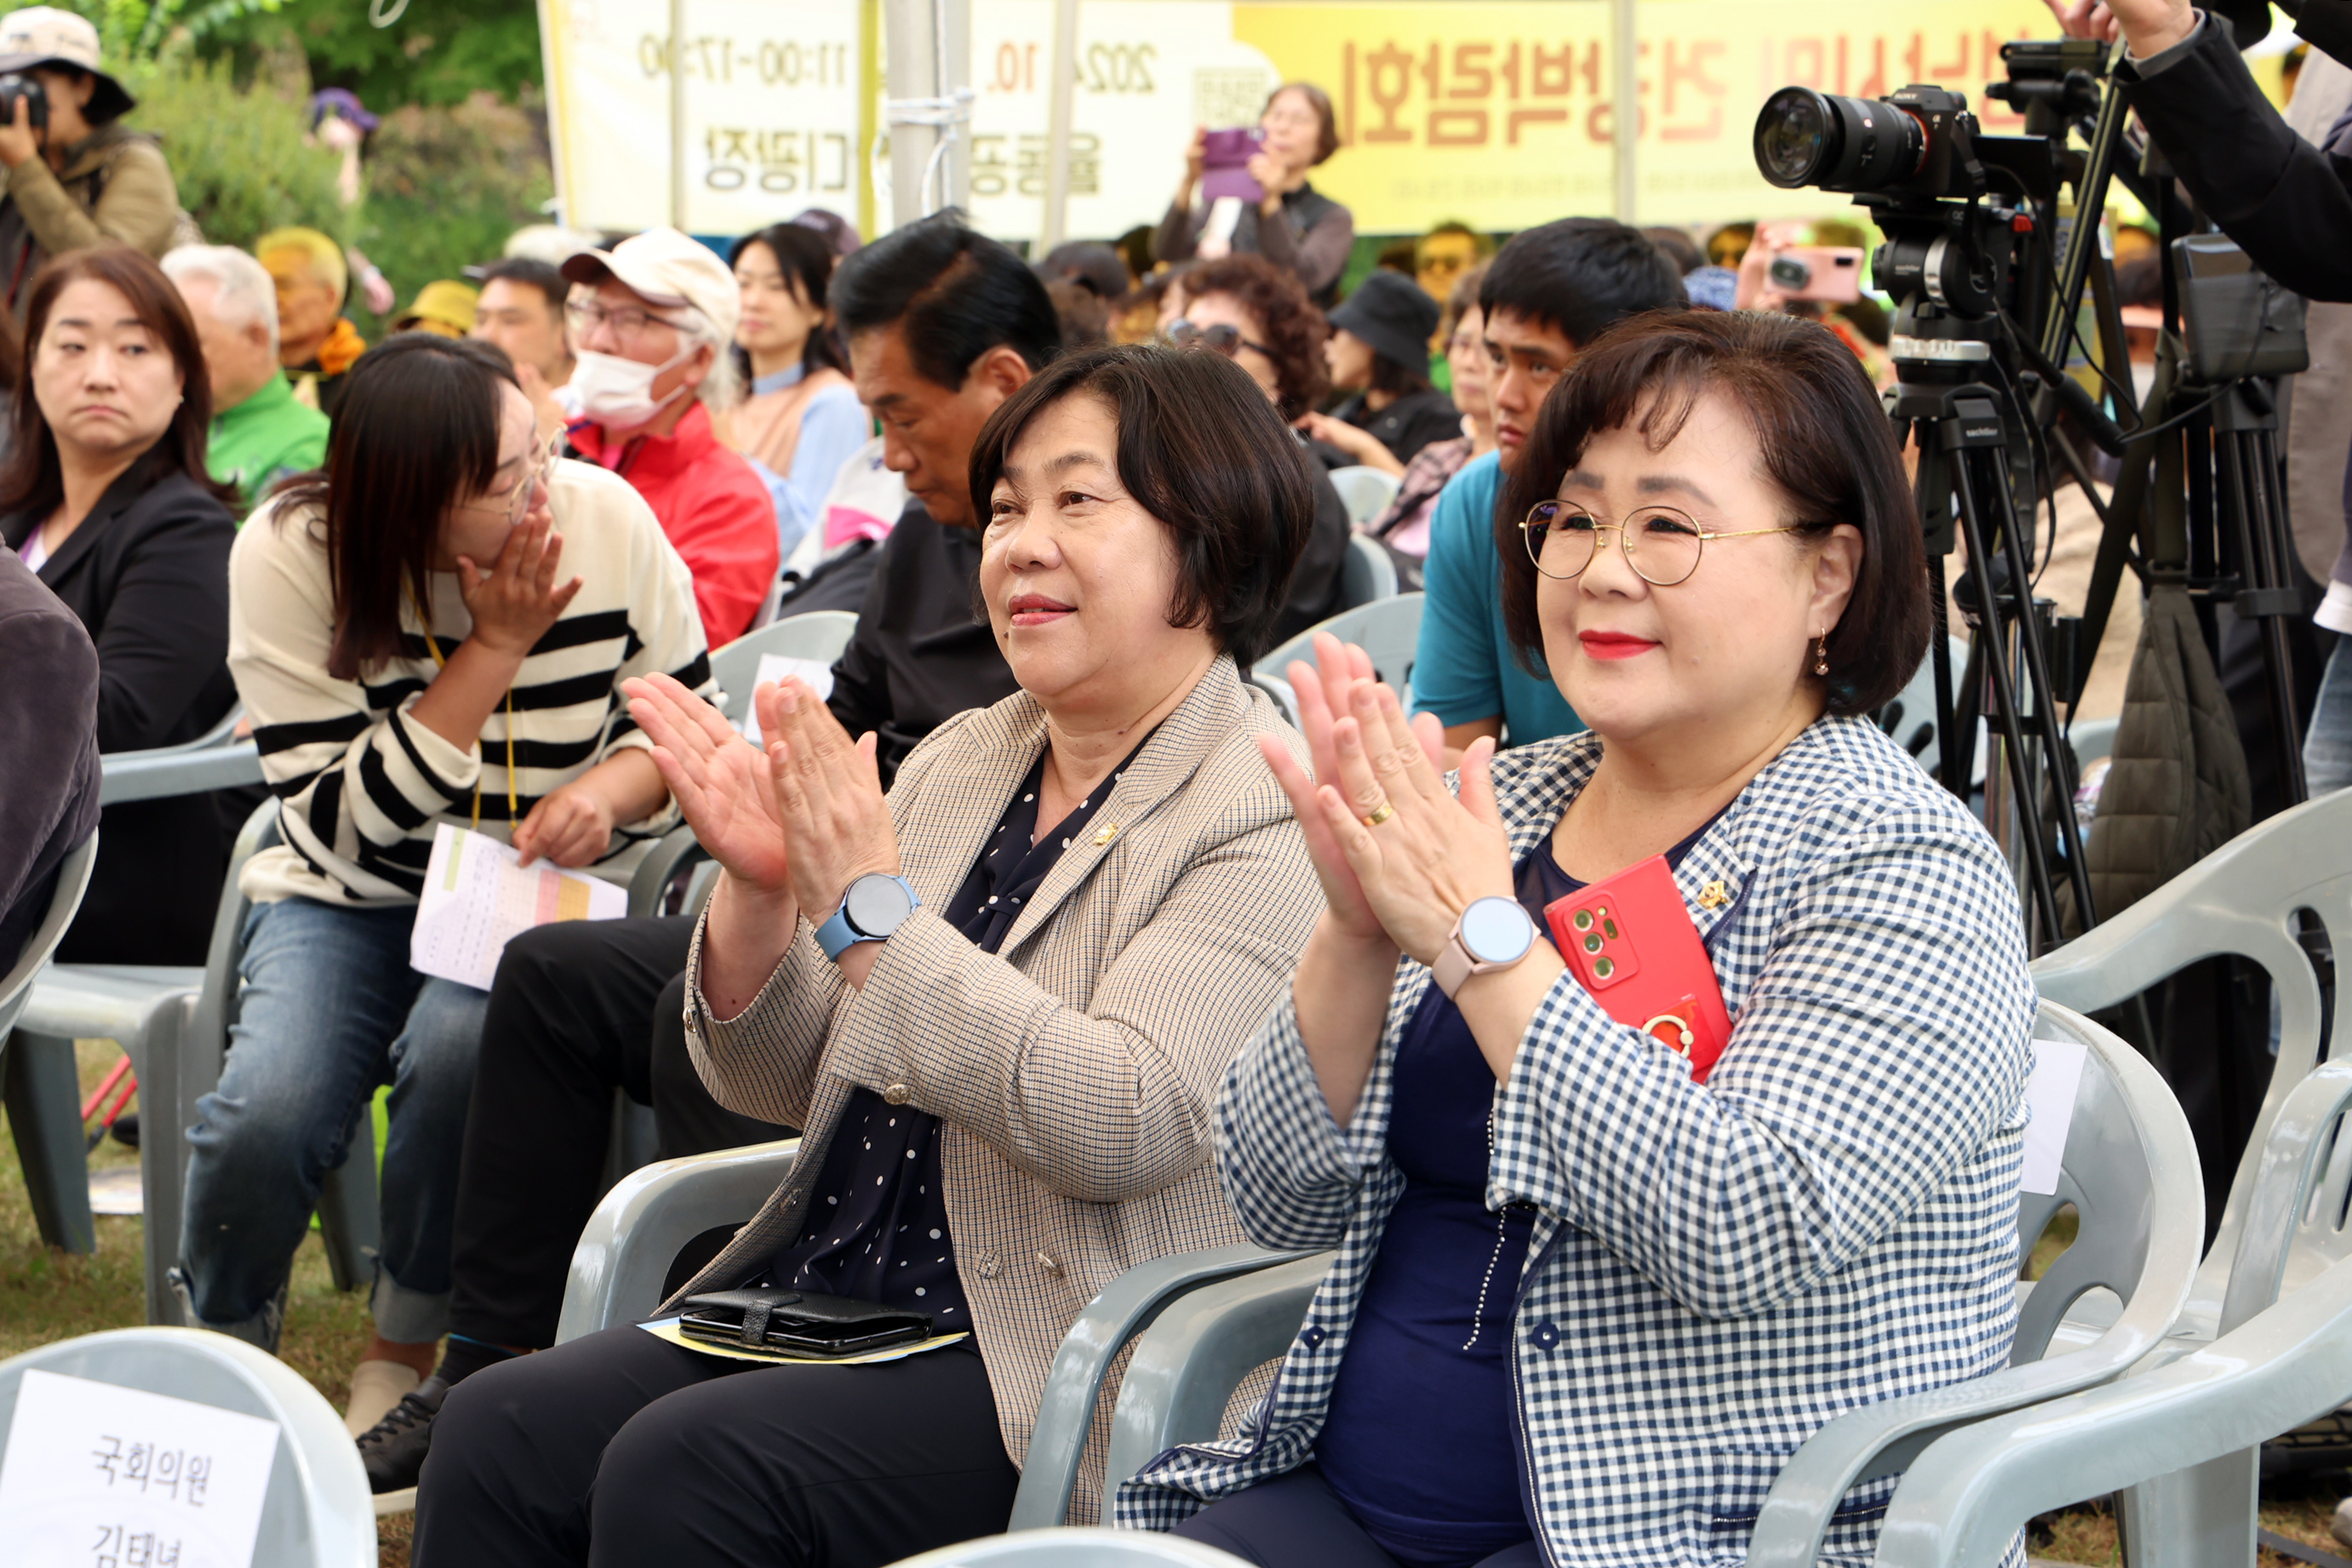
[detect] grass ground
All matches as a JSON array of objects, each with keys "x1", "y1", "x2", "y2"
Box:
[{"x1": 0, "y1": 1045, "x2": 2344, "y2": 1568}]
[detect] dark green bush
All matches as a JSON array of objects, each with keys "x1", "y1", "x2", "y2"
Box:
[
  {"x1": 352, "y1": 90, "x2": 554, "y2": 323},
  {"x1": 123, "y1": 50, "x2": 353, "y2": 251}
]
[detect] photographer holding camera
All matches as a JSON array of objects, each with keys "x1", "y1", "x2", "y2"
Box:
[{"x1": 0, "y1": 9, "x2": 180, "y2": 323}]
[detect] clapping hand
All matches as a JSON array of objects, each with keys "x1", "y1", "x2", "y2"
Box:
[
  {"x1": 756, "y1": 678, "x2": 902, "y2": 926},
  {"x1": 1258, "y1": 633, "x2": 1514, "y2": 965},
  {"x1": 624, "y1": 672, "x2": 791, "y2": 897},
  {"x1": 457, "y1": 510, "x2": 580, "y2": 659},
  {"x1": 2040, "y1": 0, "x2": 2197, "y2": 54}
]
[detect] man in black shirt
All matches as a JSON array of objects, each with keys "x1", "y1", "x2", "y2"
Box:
[{"x1": 354, "y1": 217, "x2": 1063, "y2": 1491}]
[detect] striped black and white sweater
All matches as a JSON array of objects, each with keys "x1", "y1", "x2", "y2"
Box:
[{"x1": 228, "y1": 459, "x2": 714, "y2": 907}]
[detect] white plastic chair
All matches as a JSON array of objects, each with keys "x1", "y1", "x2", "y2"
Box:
[
  {"x1": 0, "y1": 1326, "x2": 374, "y2": 1565},
  {"x1": 1247, "y1": 592, "x2": 1424, "y2": 728},
  {"x1": 1339, "y1": 531, "x2": 1398, "y2": 609},
  {"x1": 1325, "y1": 465, "x2": 1401, "y2": 530},
  {"x1": 887, "y1": 1528, "x2": 1250, "y2": 1567},
  {"x1": 708, "y1": 611, "x2": 860, "y2": 725},
  {"x1": 1869, "y1": 1058, "x2": 2352, "y2": 1568},
  {"x1": 1090, "y1": 1004, "x2": 2200, "y2": 1557},
  {"x1": 0, "y1": 832, "x2": 98, "y2": 1252}
]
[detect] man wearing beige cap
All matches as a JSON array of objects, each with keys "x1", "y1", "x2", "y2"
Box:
[
  {"x1": 0, "y1": 6, "x2": 180, "y2": 319},
  {"x1": 561, "y1": 226, "x2": 776, "y2": 644}
]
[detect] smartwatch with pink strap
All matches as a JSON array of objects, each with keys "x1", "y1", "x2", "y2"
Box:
[{"x1": 1432, "y1": 896, "x2": 1539, "y2": 999}]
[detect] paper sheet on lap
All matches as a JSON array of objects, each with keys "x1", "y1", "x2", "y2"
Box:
[
  {"x1": 410, "y1": 822, "x2": 627, "y2": 991},
  {"x1": 735, "y1": 654, "x2": 836, "y2": 742},
  {"x1": 0, "y1": 1369, "x2": 279, "y2": 1567},
  {"x1": 2019, "y1": 1036, "x2": 2088, "y2": 1197},
  {"x1": 638, "y1": 1318, "x2": 967, "y2": 1366}
]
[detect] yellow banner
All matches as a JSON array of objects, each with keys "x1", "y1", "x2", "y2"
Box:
[{"x1": 1233, "y1": 0, "x2": 2068, "y2": 231}]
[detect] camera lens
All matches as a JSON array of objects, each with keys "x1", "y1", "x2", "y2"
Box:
[{"x1": 1753, "y1": 87, "x2": 1926, "y2": 194}]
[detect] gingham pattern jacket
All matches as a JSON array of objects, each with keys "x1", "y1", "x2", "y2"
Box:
[
  {"x1": 1119, "y1": 714, "x2": 2039, "y2": 1567},
  {"x1": 668, "y1": 656, "x2": 1321, "y2": 1523}
]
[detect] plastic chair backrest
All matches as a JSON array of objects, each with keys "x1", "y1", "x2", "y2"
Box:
[
  {"x1": 1326, "y1": 465, "x2": 1400, "y2": 529},
  {"x1": 2031, "y1": 784, "x2": 2352, "y2": 1323},
  {"x1": 0, "y1": 1327, "x2": 374, "y2": 1566},
  {"x1": 0, "y1": 831, "x2": 95, "y2": 1039},
  {"x1": 1874, "y1": 637, "x2": 1982, "y2": 787},
  {"x1": 1256, "y1": 592, "x2": 1423, "y2": 701},
  {"x1": 1339, "y1": 531, "x2": 1399, "y2": 609},
  {"x1": 2012, "y1": 1002, "x2": 2205, "y2": 1365},
  {"x1": 886, "y1": 1528, "x2": 1251, "y2": 1567},
  {"x1": 708, "y1": 612, "x2": 860, "y2": 722}
]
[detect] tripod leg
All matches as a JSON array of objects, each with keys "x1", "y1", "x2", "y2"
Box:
[
  {"x1": 1950, "y1": 456, "x2": 2067, "y2": 943},
  {"x1": 2245, "y1": 427, "x2": 2309, "y2": 805},
  {"x1": 1929, "y1": 557, "x2": 1962, "y2": 793},
  {"x1": 1976, "y1": 446, "x2": 2099, "y2": 930}
]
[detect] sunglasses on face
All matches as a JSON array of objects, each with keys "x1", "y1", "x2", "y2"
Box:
[{"x1": 1165, "y1": 319, "x2": 1275, "y2": 361}]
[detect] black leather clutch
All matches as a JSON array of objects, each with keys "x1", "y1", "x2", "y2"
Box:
[{"x1": 675, "y1": 1287, "x2": 934, "y2": 1360}]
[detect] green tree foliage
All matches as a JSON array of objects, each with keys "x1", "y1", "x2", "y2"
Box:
[
  {"x1": 121, "y1": 49, "x2": 352, "y2": 251},
  {"x1": 352, "y1": 90, "x2": 553, "y2": 323},
  {"x1": 197, "y1": 0, "x2": 543, "y2": 111}
]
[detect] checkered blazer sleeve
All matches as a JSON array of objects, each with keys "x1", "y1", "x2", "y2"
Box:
[
  {"x1": 684, "y1": 912, "x2": 847, "y2": 1131},
  {"x1": 1489, "y1": 795, "x2": 2038, "y2": 1321},
  {"x1": 827, "y1": 811, "x2": 1324, "y2": 1203}
]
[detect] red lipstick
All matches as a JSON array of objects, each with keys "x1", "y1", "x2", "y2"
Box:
[{"x1": 1579, "y1": 631, "x2": 1658, "y2": 661}]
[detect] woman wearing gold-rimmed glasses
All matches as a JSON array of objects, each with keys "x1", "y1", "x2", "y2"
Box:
[
  {"x1": 181, "y1": 334, "x2": 712, "y2": 1438},
  {"x1": 1125, "y1": 310, "x2": 2043, "y2": 1568}
]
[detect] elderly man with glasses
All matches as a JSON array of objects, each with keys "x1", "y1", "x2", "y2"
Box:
[{"x1": 559, "y1": 227, "x2": 778, "y2": 645}]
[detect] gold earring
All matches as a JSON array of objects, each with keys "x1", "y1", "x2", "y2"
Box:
[{"x1": 1813, "y1": 629, "x2": 1829, "y2": 676}]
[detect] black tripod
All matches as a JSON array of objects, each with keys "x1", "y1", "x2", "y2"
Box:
[{"x1": 1892, "y1": 372, "x2": 2098, "y2": 945}]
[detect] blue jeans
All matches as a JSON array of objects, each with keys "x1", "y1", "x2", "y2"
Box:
[
  {"x1": 175, "y1": 896, "x2": 489, "y2": 1347},
  {"x1": 2306, "y1": 636, "x2": 2352, "y2": 797}
]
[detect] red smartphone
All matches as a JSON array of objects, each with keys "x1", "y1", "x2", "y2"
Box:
[{"x1": 1544, "y1": 855, "x2": 1734, "y2": 1083}]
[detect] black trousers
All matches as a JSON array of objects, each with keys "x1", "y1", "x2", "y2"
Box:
[
  {"x1": 446, "y1": 916, "x2": 791, "y2": 1351},
  {"x1": 1173, "y1": 1465, "x2": 1542, "y2": 1568},
  {"x1": 412, "y1": 1325, "x2": 1020, "y2": 1568}
]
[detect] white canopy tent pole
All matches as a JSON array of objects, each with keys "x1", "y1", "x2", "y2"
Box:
[
  {"x1": 669, "y1": 0, "x2": 689, "y2": 229},
  {"x1": 1611, "y1": 0, "x2": 1637, "y2": 225},
  {"x1": 1039, "y1": 0, "x2": 1079, "y2": 251},
  {"x1": 884, "y1": 0, "x2": 974, "y2": 228}
]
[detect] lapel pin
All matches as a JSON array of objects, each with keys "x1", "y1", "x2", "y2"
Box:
[
  {"x1": 1697, "y1": 879, "x2": 1729, "y2": 910},
  {"x1": 1093, "y1": 824, "x2": 1118, "y2": 846}
]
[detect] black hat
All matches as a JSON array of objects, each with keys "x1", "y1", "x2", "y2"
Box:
[{"x1": 1329, "y1": 269, "x2": 1441, "y2": 371}]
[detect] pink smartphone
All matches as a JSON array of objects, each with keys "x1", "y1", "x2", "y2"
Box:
[
  {"x1": 1201, "y1": 128, "x2": 1264, "y2": 203},
  {"x1": 1543, "y1": 856, "x2": 1734, "y2": 1084},
  {"x1": 1765, "y1": 246, "x2": 1865, "y2": 304}
]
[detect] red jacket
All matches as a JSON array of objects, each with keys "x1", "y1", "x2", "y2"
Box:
[{"x1": 570, "y1": 401, "x2": 777, "y2": 645}]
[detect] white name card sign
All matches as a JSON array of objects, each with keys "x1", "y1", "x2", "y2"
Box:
[{"x1": 0, "y1": 1370, "x2": 279, "y2": 1567}]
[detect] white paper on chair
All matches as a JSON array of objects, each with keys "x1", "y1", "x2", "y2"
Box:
[
  {"x1": 2018, "y1": 1037, "x2": 2089, "y2": 1196},
  {"x1": 735, "y1": 654, "x2": 836, "y2": 742},
  {"x1": 409, "y1": 822, "x2": 627, "y2": 992},
  {"x1": 0, "y1": 1368, "x2": 280, "y2": 1567}
]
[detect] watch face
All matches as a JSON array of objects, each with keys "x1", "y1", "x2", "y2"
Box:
[
  {"x1": 844, "y1": 873, "x2": 914, "y2": 937},
  {"x1": 1460, "y1": 896, "x2": 1536, "y2": 966}
]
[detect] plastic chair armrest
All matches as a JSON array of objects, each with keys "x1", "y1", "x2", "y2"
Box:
[
  {"x1": 627, "y1": 826, "x2": 707, "y2": 919},
  {"x1": 99, "y1": 741, "x2": 265, "y2": 806},
  {"x1": 555, "y1": 1139, "x2": 798, "y2": 1345},
  {"x1": 1007, "y1": 1245, "x2": 1317, "y2": 1531},
  {"x1": 2220, "y1": 1061, "x2": 2352, "y2": 1334}
]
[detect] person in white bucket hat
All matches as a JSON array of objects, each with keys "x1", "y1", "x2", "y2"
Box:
[{"x1": 0, "y1": 7, "x2": 180, "y2": 320}]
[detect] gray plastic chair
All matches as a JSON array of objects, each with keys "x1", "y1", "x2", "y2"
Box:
[
  {"x1": 886, "y1": 1528, "x2": 1250, "y2": 1567},
  {"x1": 1744, "y1": 1002, "x2": 2202, "y2": 1564},
  {"x1": 1339, "y1": 530, "x2": 1399, "y2": 609},
  {"x1": 0, "y1": 831, "x2": 98, "y2": 1253},
  {"x1": 1325, "y1": 465, "x2": 1401, "y2": 531},
  {"x1": 0, "y1": 1326, "x2": 374, "y2": 1565},
  {"x1": 1248, "y1": 592, "x2": 1425, "y2": 728},
  {"x1": 708, "y1": 611, "x2": 860, "y2": 726},
  {"x1": 98, "y1": 738, "x2": 266, "y2": 807},
  {"x1": 1868, "y1": 1058, "x2": 2352, "y2": 1568}
]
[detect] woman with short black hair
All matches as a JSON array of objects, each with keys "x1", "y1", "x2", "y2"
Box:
[
  {"x1": 416, "y1": 344, "x2": 1327, "y2": 1566},
  {"x1": 1127, "y1": 310, "x2": 2037, "y2": 1567},
  {"x1": 1301, "y1": 268, "x2": 1462, "y2": 476},
  {"x1": 180, "y1": 331, "x2": 710, "y2": 1433}
]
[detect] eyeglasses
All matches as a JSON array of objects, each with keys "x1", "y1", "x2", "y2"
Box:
[
  {"x1": 564, "y1": 300, "x2": 690, "y2": 344},
  {"x1": 480, "y1": 435, "x2": 564, "y2": 525},
  {"x1": 1166, "y1": 319, "x2": 1274, "y2": 361},
  {"x1": 1520, "y1": 501, "x2": 1805, "y2": 587}
]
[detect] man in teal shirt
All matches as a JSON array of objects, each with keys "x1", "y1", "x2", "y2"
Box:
[
  {"x1": 163, "y1": 244, "x2": 329, "y2": 513},
  {"x1": 1411, "y1": 219, "x2": 1687, "y2": 758}
]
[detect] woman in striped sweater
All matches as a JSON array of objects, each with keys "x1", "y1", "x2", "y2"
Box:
[{"x1": 174, "y1": 335, "x2": 713, "y2": 1417}]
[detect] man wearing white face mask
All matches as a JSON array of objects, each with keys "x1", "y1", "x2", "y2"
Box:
[{"x1": 560, "y1": 227, "x2": 777, "y2": 644}]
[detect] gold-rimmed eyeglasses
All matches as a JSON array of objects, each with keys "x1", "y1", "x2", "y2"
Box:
[
  {"x1": 482, "y1": 435, "x2": 564, "y2": 526},
  {"x1": 1520, "y1": 500, "x2": 1806, "y2": 587}
]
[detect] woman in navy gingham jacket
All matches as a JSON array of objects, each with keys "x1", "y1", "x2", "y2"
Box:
[{"x1": 1122, "y1": 312, "x2": 2039, "y2": 1567}]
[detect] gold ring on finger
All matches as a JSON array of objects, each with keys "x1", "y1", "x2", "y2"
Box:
[{"x1": 1363, "y1": 800, "x2": 1396, "y2": 827}]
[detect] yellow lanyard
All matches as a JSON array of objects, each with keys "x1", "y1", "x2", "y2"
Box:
[{"x1": 409, "y1": 590, "x2": 517, "y2": 831}]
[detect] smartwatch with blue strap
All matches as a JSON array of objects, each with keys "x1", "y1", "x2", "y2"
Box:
[{"x1": 815, "y1": 872, "x2": 922, "y2": 961}]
